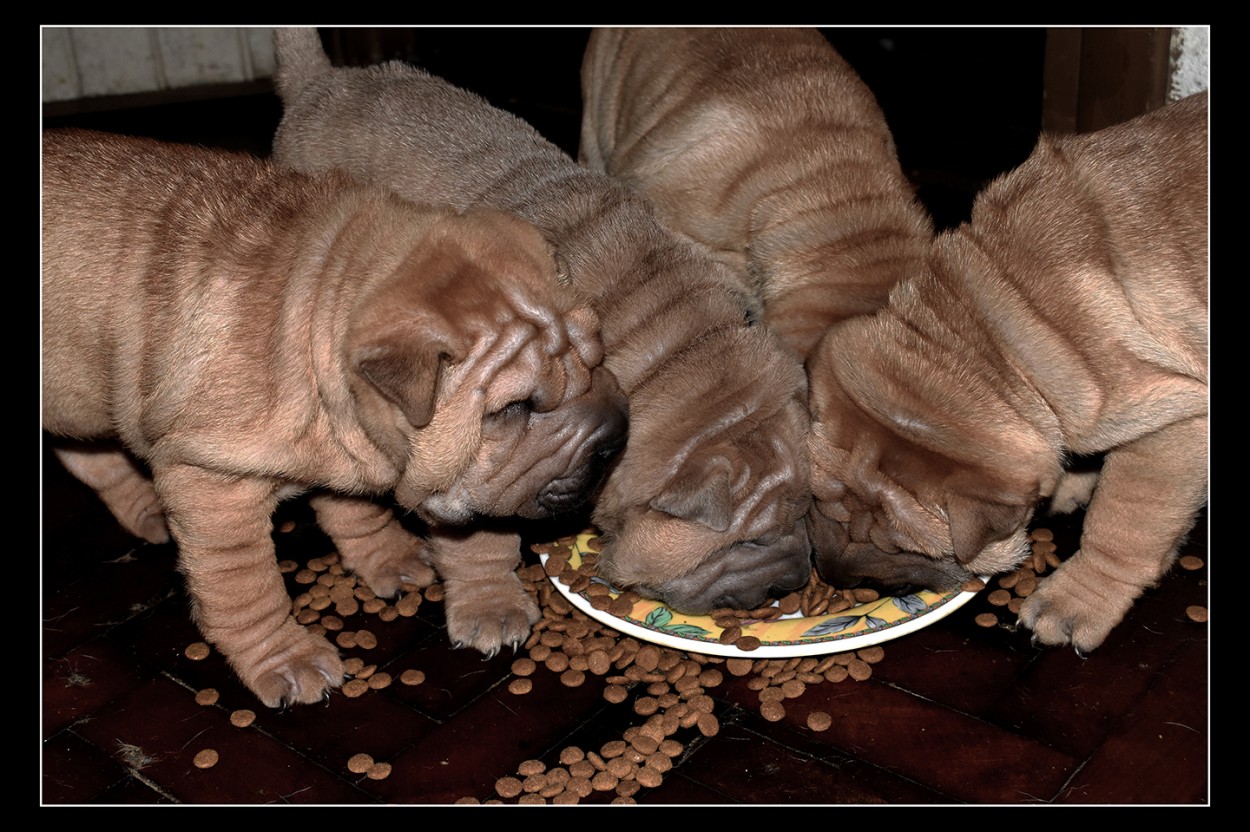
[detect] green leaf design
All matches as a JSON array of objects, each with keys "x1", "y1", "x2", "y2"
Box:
[
  {"x1": 645, "y1": 607, "x2": 674, "y2": 628},
  {"x1": 662, "y1": 624, "x2": 712, "y2": 638}
]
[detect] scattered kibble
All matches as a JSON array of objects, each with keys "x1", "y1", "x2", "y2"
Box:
[
  {"x1": 193, "y1": 748, "x2": 219, "y2": 769},
  {"x1": 347, "y1": 753, "x2": 374, "y2": 774},
  {"x1": 1186, "y1": 605, "x2": 1208, "y2": 622},
  {"x1": 194, "y1": 688, "x2": 219, "y2": 706},
  {"x1": 229, "y1": 709, "x2": 256, "y2": 728},
  {"x1": 807, "y1": 711, "x2": 833, "y2": 732},
  {"x1": 184, "y1": 642, "x2": 210, "y2": 661}
]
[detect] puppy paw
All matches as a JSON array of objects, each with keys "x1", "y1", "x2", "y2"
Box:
[
  {"x1": 349, "y1": 542, "x2": 438, "y2": 599},
  {"x1": 443, "y1": 576, "x2": 541, "y2": 657},
  {"x1": 330, "y1": 523, "x2": 437, "y2": 597},
  {"x1": 1016, "y1": 555, "x2": 1136, "y2": 654},
  {"x1": 228, "y1": 618, "x2": 345, "y2": 709},
  {"x1": 1046, "y1": 471, "x2": 1100, "y2": 516}
]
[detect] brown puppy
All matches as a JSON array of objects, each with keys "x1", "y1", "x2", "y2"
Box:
[
  {"x1": 802, "y1": 92, "x2": 1208, "y2": 653},
  {"x1": 580, "y1": 27, "x2": 933, "y2": 360},
  {"x1": 271, "y1": 28, "x2": 813, "y2": 616},
  {"x1": 42, "y1": 128, "x2": 626, "y2": 706}
]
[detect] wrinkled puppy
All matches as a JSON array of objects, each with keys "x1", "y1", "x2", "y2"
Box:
[
  {"x1": 580, "y1": 27, "x2": 933, "y2": 360},
  {"x1": 42, "y1": 128, "x2": 626, "y2": 706},
  {"x1": 803, "y1": 92, "x2": 1208, "y2": 653},
  {"x1": 271, "y1": 28, "x2": 813, "y2": 616}
]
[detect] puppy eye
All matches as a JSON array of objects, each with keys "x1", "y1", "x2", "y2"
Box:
[{"x1": 496, "y1": 399, "x2": 533, "y2": 419}]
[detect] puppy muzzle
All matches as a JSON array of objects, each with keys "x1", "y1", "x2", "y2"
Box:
[
  {"x1": 640, "y1": 526, "x2": 813, "y2": 615},
  {"x1": 815, "y1": 540, "x2": 972, "y2": 597},
  {"x1": 535, "y1": 410, "x2": 628, "y2": 515}
]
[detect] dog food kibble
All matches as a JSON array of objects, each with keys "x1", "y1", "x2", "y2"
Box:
[
  {"x1": 987, "y1": 589, "x2": 1012, "y2": 606},
  {"x1": 355, "y1": 629, "x2": 378, "y2": 649},
  {"x1": 193, "y1": 748, "x2": 219, "y2": 769},
  {"x1": 846, "y1": 658, "x2": 873, "y2": 681},
  {"x1": 184, "y1": 642, "x2": 211, "y2": 661},
  {"x1": 975, "y1": 612, "x2": 999, "y2": 628},
  {"x1": 806, "y1": 710, "x2": 834, "y2": 732},
  {"x1": 1030, "y1": 527, "x2": 1054, "y2": 542},
  {"x1": 736, "y1": 635, "x2": 762, "y2": 651},
  {"x1": 229, "y1": 709, "x2": 256, "y2": 728},
  {"x1": 194, "y1": 688, "x2": 219, "y2": 706},
  {"x1": 857, "y1": 646, "x2": 885, "y2": 664},
  {"x1": 366, "y1": 762, "x2": 392, "y2": 780},
  {"x1": 603, "y1": 684, "x2": 629, "y2": 704},
  {"x1": 961, "y1": 577, "x2": 987, "y2": 592},
  {"x1": 367, "y1": 672, "x2": 392, "y2": 690},
  {"x1": 508, "y1": 677, "x2": 533, "y2": 695},
  {"x1": 341, "y1": 679, "x2": 369, "y2": 698},
  {"x1": 400, "y1": 669, "x2": 426, "y2": 686},
  {"x1": 347, "y1": 753, "x2": 374, "y2": 774},
  {"x1": 757, "y1": 700, "x2": 785, "y2": 722},
  {"x1": 511, "y1": 657, "x2": 537, "y2": 676},
  {"x1": 495, "y1": 776, "x2": 524, "y2": 799},
  {"x1": 395, "y1": 592, "x2": 422, "y2": 617},
  {"x1": 1186, "y1": 605, "x2": 1208, "y2": 622},
  {"x1": 1179, "y1": 555, "x2": 1205, "y2": 571},
  {"x1": 560, "y1": 668, "x2": 586, "y2": 687}
]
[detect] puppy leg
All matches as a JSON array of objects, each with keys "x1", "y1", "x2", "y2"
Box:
[
  {"x1": 1047, "y1": 469, "x2": 1100, "y2": 516},
  {"x1": 309, "y1": 493, "x2": 437, "y2": 597},
  {"x1": 425, "y1": 526, "x2": 540, "y2": 657},
  {"x1": 53, "y1": 442, "x2": 169, "y2": 544},
  {"x1": 155, "y1": 464, "x2": 343, "y2": 708},
  {"x1": 1019, "y1": 416, "x2": 1208, "y2": 653}
]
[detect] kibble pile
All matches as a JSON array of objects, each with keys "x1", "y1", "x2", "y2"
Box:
[{"x1": 176, "y1": 523, "x2": 1206, "y2": 803}]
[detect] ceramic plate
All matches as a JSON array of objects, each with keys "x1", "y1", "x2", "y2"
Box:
[{"x1": 538, "y1": 531, "x2": 983, "y2": 659}]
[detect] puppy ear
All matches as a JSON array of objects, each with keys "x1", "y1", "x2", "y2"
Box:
[
  {"x1": 353, "y1": 334, "x2": 455, "y2": 429},
  {"x1": 650, "y1": 455, "x2": 734, "y2": 532},
  {"x1": 946, "y1": 494, "x2": 1030, "y2": 565}
]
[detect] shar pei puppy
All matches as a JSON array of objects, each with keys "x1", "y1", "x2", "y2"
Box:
[
  {"x1": 270, "y1": 28, "x2": 814, "y2": 618},
  {"x1": 579, "y1": 27, "x2": 934, "y2": 361},
  {"x1": 801, "y1": 92, "x2": 1208, "y2": 653},
  {"x1": 42, "y1": 128, "x2": 626, "y2": 707}
]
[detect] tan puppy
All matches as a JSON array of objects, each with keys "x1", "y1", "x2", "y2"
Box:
[
  {"x1": 271, "y1": 28, "x2": 813, "y2": 615},
  {"x1": 580, "y1": 27, "x2": 933, "y2": 360},
  {"x1": 802, "y1": 92, "x2": 1208, "y2": 653},
  {"x1": 42, "y1": 128, "x2": 626, "y2": 706}
]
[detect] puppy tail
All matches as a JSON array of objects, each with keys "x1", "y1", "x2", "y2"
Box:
[{"x1": 273, "y1": 27, "x2": 333, "y2": 102}]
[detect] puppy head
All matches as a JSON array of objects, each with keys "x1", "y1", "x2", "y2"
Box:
[
  {"x1": 804, "y1": 317, "x2": 1062, "y2": 594},
  {"x1": 591, "y1": 327, "x2": 813, "y2": 614},
  {"x1": 346, "y1": 206, "x2": 627, "y2": 524}
]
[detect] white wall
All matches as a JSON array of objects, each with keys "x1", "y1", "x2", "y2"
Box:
[
  {"x1": 1169, "y1": 26, "x2": 1210, "y2": 101},
  {"x1": 42, "y1": 27, "x2": 275, "y2": 103},
  {"x1": 41, "y1": 26, "x2": 1209, "y2": 106}
]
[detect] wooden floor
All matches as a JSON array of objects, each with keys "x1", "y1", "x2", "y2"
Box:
[
  {"x1": 39, "y1": 441, "x2": 1210, "y2": 805},
  {"x1": 41, "y1": 28, "x2": 1209, "y2": 806}
]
